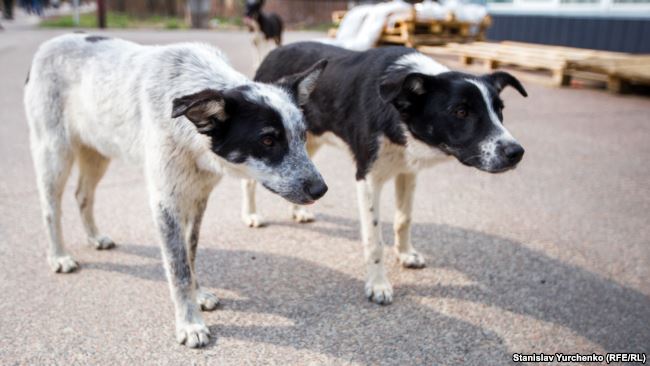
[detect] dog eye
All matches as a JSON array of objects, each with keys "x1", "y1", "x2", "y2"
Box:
[
  {"x1": 454, "y1": 108, "x2": 468, "y2": 119},
  {"x1": 261, "y1": 135, "x2": 274, "y2": 147}
]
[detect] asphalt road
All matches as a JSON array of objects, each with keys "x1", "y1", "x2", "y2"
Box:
[{"x1": 1, "y1": 29, "x2": 649, "y2": 365}]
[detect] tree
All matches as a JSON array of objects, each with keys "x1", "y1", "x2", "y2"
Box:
[{"x1": 187, "y1": 0, "x2": 210, "y2": 29}]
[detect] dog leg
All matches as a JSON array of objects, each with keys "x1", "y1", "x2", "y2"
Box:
[
  {"x1": 394, "y1": 173, "x2": 425, "y2": 268},
  {"x1": 290, "y1": 136, "x2": 322, "y2": 223},
  {"x1": 241, "y1": 179, "x2": 264, "y2": 228},
  {"x1": 32, "y1": 142, "x2": 77, "y2": 273},
  {"x1": 290, "y1": 204, "x2": 316, "y2": 223},
  {"x1": 357, "y1": 176, "x2": 392, "y2": 305},
  {"x1": 75, "y1": 146, "x2": 114, "y2": 250},
  {"x1": 154, "y1": 200, "x2": 209, "y2": 348},
  {"x1": 253, "y1": 34, "x2": 263, "y2": 69},
  {"x1": 186, "y1": 193, "x2": 220, "y2": 311}
]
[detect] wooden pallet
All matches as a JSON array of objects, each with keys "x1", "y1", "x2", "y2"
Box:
[
  {"x1": 329, "y1": 10, "x2": 490, "y2": 48},
  {"x1": 418, "y1": 42, "x2": 650, "y2": 92}
]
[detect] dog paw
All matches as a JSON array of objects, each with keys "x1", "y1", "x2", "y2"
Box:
[
  {"x1": 88, "y1": 235, "x2": 116, "y2": 250},
  {"x1": 176, "y1": 321, "x2": 210, "y2": 348},
  {"x1": 292, "y1": 208, "x2": 315, "y2": 223},
  {"x1": 242, "y1": 213, "x2": 265, "y2": 228},
  {"x1": 48, "y1": 255, "x2": 79, "y2": 273},
  {"x1": 197, "y1": 288, "x2": 220, "y2": 311},
  {"x1": 365, "y1": 280, "x2": 393, "y2": 305},
  {"x1": 398, "y1": 251, "x2": 426, "y2": 269}
]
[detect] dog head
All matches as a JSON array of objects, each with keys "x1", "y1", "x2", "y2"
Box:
[
  {"x1": 244, "y1": 0, "x2": 264, "y2": 18},
  {"x1": 172, "y1": 61, "x2": 328, "y2": 204},
  {"x1": 380, "y1": 70, "x2": 527, "y2": 173}
]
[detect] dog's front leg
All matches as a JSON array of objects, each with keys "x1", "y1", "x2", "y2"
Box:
[
  {"x1": 154, "y1": 201, "x2": 209, "y2": 348},
  {"x1": 394, "y1": 173, "x2": 425, "y2": 268},
  {"x1": 241, "y1": 179, "x2": 265, "y2": 227},
  {"x1": 186, "y1": 193, "x2": 220, "y2": 311},
  {"x1": 356, "y1": 176, "x2": 392, "y2": 305}
]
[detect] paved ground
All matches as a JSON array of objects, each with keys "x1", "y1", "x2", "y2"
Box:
[{"x1": 1, "y1": 28, "x2": 649, "y2": 365}]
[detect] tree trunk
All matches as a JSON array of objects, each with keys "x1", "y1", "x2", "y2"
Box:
[{"x1": 188, "y1": 0, "x2": 210, "y2": 29}]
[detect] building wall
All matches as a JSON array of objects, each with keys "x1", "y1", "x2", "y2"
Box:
[
  {"x1": 106, "y1": 0, "x2": 185, "y2": 17},
  {"x1": 487, "y1": 14, "x2": 650, "y2": 53},
  {"x1": 264, "y1": 0, "x2": 349, "y2": 25}
]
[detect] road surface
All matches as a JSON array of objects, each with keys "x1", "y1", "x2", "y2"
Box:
[{"x1": 1, "y1": 29, "x2": 649, "y2": 365}]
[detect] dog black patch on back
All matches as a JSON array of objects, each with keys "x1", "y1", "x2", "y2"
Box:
[
  {"x1": 256, "y1": 42, "x2": 412, "y2": 180},
  {"x1": 86, "y1": 35, "x2": 110, "y2": 43}
]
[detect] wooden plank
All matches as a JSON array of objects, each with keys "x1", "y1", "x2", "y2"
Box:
[
  {"x1": 330, "y1": 9, "x2": 490, "y2": 47},
  {"x1": 421, "y1": 41, "x2": 650, "y2": 91}
]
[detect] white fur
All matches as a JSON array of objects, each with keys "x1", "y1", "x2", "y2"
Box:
[
  {"x1": 389, "y1": 52, "x2": 450, "y2": 76},
  {"x1": 24, "y1": 34, "x2": 316, "y2": 348},
  {"x1": 466, "y1": 78, "x2": 517, "y2": 169}
]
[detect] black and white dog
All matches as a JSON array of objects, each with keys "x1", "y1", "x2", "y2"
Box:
[
  {"x1": 243, "y1": 0, "x2": 283, "y2": 65},
  {"x1": 24, "y1": 34, "x2": 327, "y2": 348},
  {"x1": 242, "y1": 42, "x2": 527, "y2": 305}
]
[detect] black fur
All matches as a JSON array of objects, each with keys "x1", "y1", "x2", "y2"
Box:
[
  {"x1": 256, "y1": 42, "x2": 528, "y2": 177},
  {"x1": 85, "y1": 35, "x2": 110, "y2": 43},
  {"x1": 172, "y1": 87, "x2": 289, "y2": 166},
  {"x1": 256, "y1": 42, "x2": 413, "y2": 179},
  {"x1": 245, "y1": 0, "x2": 283, "y2": 45}
]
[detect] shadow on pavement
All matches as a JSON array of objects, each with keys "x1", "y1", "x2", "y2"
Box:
[{"x1": 84, "y1": 214, "x2": 650, "y2": 364}]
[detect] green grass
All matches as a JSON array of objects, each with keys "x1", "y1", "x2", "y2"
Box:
[
  {"x1": 211, "y1": 15, "x2": 245, "y2": 29},
  {"x1": 40, "y1": 12, "x2": 187, "y2": 29},
  {"x1": 297, "y1": 22, "x2": 336, "y2": 32},
  {"x1": 40, "y1": 12, "x2": 332, "y2": 32}
]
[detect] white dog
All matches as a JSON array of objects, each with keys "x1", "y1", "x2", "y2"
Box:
[{"x1": 24, "y1": 34, "x2": 327, "y2": 347}]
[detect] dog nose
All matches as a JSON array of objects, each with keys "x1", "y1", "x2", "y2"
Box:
[
  {"x1": 503, "y1": 143, "x2": 525, "y2": 164},
  {"x1": 304, "y1": 179, "x2": 328, "y2": 200}
]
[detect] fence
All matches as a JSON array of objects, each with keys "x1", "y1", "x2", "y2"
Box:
[{"x1": 106, "y1": 0, "x2": 351, "y2": 25}]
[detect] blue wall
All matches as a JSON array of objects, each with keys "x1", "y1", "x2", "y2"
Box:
[{"x1": 487, "y1": 15, "x2": 650, "y2": 53}]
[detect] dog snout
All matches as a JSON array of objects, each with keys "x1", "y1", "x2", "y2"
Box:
[
  {"x1": 500, "y1": 142, "x2": 524, "y2": 165},
  {"x1": 303, "y1": 179, "x2": 328, "y2": 201}
]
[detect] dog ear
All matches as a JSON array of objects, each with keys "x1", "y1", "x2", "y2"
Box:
[
  {"x1": 483, "y1": 72, "x2": 528, "y2": 97},
  {"x1": 379, "y1": 72, "x2": 428, "y2": 103},
  {"x1": 172, "y1": 89, "x2": 228, "y2": 134},
  {"x1": 279, "y1": 59, "x2": 328, "y2": 106}
]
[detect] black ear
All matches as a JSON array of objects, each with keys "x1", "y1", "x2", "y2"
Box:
[
  {"x1": 484, "y1": 72, "x2": 528, "y2": 97},
  {"x1": 379, "y1": 72, "x2": 427, "y2": 103},
  {"x1": 172, "y1": 89, "x2": 228, "y2": 133},
  {"x1": 278, "y1": 59, "x2": 328, "y2": 106}
]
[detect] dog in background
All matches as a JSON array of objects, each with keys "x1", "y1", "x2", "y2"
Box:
[
  {"x1": 244, "y1": 0, "x2": 283, "y2": 66},
  {"x1": 24, "y1": 34, "x2": 327, "y2": 348},
  {"x1": 243, "y1": 42, "x2": 527, "y2": 305}
]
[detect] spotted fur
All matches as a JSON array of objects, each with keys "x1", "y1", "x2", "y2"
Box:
[{"x1": 24, "y1": 34, "x2": 326, "y2": 348}]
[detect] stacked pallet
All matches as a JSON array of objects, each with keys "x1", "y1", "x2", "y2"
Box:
[
  {"x1": 329, "y1": 10, "x2": 490, "y2": 48},
  {"x1": 418, "y1": 41, "x2": 650, "y2": 93}
]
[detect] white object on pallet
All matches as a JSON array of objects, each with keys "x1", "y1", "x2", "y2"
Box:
[
  {"x1": 323, "y1": 0, "x2": 489, "y2": 51},
  {"x1": 320, "y1": 0, "x2": 412, "y2": 51}
]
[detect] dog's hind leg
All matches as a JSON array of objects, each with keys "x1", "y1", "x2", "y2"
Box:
[
  {"x1": 31, "y1": 139, "x2": 77, "y2": 273},
  {"x1": 290, "y1": 136, "x2": 322, "y2": 223},
  {"x1": 357, "y1": 175, "x2": 392, "y2": 305},
  {"x1": 75, "y1": 146, "x2": 114, "y2": 250},
  {"x1": 241, "y1": 178, "x2": 265, "y2": 228},
  {"x1": 393, "y1": 173, "x2": 425, "y2": 268}
]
